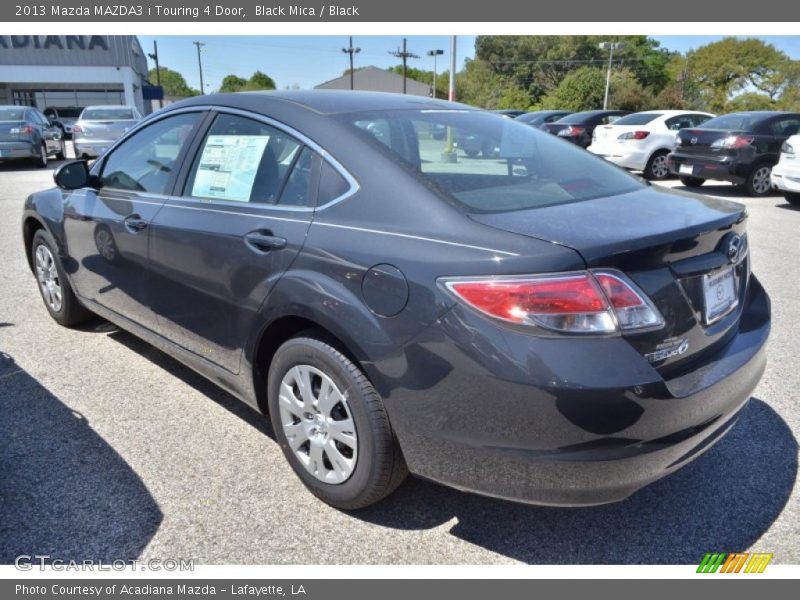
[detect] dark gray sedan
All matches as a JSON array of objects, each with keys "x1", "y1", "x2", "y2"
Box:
[
  {"x1": 0, "y1": 105, "x2": 66, "y2": 167},
  {"x1": 22, "y1": 91, "x2": 770, "y2": 509}
]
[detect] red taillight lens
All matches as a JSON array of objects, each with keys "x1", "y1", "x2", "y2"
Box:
[
  {"x1": 618, "y1": 131, "x2": 650, "y2": 140},
  {"x1": 71, "y1": 124, "x2": 82, "y2": 134},
  {"x1": 731, "y1": 135, "x2": 754, "y2": 149},
  {"x1": 443, "y1": 271, "x2": 663, "y2": 334},
  {"x1": 19, "y1": 123, "x2": 35, "y2": 136}
]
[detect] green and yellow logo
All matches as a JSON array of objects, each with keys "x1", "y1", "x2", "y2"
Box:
[{"x1": 697, "y1": 552, "x2": 773, "y2": 573}]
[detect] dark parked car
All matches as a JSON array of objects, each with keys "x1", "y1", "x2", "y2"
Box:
[
  {"x1": 43, "y1": 106, "x2": 83, "y2": 139},
  {"x1": 544, "y1": 109, "x2": 630, "y2": 148},
  {"x1": 515, "y1": 110, "x2": 573, "y2": 130},
  {"x1": 23, "y1": 91, "x2": 770, "y2": 509},
  {"x1": 668, "y1": 111, "x2": 800, "y2": 196},
  {"x1": 492, "y1": 109, "x2": 528, "y2": 119},
  {"x1": 0, "y1": 105, "x2": 66, "y2": 167}
]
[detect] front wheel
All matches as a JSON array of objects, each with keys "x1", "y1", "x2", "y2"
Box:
[
  {"x1": 55, "y1": 139, "x2": 66, "y2": 161},
  {"x1": 31, "y1": 229, "x2": 92, "y2": 327},
  {"x1": 267, "y1": 334, "x2": 407, "y2": 509},
  {"x1": 784, "y1": 192, "x2": 800, "y2": 206},
  {"x1": 744, "y1": 164, "x2": 773, "y2": 197},
  {"x1": 34, "y1": 143, "x2": 48, "y2": 168},
  {"x1": 679, "y1": 175, "x2": 705, "y2": 188},
  {"x1": 644, "y1": 150, "x2": 670, "y2": 181}
]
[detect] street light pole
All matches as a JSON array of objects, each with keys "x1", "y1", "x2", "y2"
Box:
[
  {"x1": 342, "y1": 36, "x2": 361, "y2": 90},
  {"x1": 427, "y1": 49, "x2": 444, "y2": 98},
  {"x1": 599, "y1": 42, "x2": 624, "y2": 110},
  {"x1": 193, "y1": 40, "x2": 206, "y2": 95},
  {"x1": 390, "y1": 38, "x2": 420, "y2": 94}
]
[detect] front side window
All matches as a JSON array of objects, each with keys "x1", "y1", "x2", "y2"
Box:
[
  {"x1": 184, "y1": 113, "x2": 302, "y2": 204},
  {"x1": 343, "y1": 109, "x2": 642, "y2": 213},
  {"x1": 100, "y1": 112, "x2": 201, "y2": 194}
]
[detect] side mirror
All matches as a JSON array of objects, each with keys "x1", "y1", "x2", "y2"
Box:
[{"x1": 54, "y1": 160, "x2": 93, "y2": 190}]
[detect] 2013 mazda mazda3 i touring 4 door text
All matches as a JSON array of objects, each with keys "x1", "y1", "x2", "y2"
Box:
[{"x1": 22, "y1": 91, "x2": 770, "y2": 509}]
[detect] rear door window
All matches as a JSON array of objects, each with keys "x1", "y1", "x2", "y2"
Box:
[{"x1": 769, "y1": 118, "x2": 800, "y2": 137}]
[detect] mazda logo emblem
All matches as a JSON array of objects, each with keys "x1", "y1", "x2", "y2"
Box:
[
  {"x1": 727, "y1": 234, "x2": 742, "y2": 264},
  {"x1": 690, "y1": 137, "x2": 698, "y2": 145}
]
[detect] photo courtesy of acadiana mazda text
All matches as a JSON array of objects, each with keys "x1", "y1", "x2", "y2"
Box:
[{"x1": 22, "y1": 90, "x2": 770, "y2": 509}]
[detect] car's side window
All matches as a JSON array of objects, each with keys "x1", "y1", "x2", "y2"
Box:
[
  {"x1": 317, "y1": 160, "x2": 350, "y2": 206},
  {"x1": 100, "y1": 112, "x2": 202, "y2": 194},
  {"x1": 183, "y1": 113, "x2": 302, "y2": 204},
  {"x1": 770, "y1": 118, "x2": 800, "y2": 137},
  {"x1": 692, "y1": 114, "x2": 712, "y2": 127},
  {"x1": 277, "y1": 147, "x2": 316, "y2": 207},
  {"x1": 603, "y1": 115, "x2": 623, "y2": 125}
]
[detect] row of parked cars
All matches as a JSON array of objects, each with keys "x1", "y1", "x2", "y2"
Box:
[
  {"x1": 0, "y1": 104, "x2": 143, "y2": 168},
  {"x1": 503, "y1": 108, "x2": 800, "y2": 203}
]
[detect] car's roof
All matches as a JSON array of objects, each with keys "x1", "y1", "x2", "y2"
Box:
[
  {"x1": 633, "y1": 109, "x2": 712, "y2": 116},
  {"x1": 723, "y1": 111, "x2": 800, "y2": 116},
  {"x1": 81, "y1": 105, "x2": 137, "y2": 110},
  {"x1": 175, "y1": 90, "x2": 475, "y2": 115}
]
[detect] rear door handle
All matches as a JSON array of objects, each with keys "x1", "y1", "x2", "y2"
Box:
[
  {"x1": 124, "y1": 214, "x2": 148, "y2": 233},
  {"x1": 244, "y1": 230, "x2": 287, "y2": 252}
]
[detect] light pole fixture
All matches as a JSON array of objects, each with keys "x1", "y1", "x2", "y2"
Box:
[
  {"x1": 599, "y1": 42, "x2": 625, "y2": 110},
  {"x1": 427, "y1": 49, "x2": 444, "y2": 98}
]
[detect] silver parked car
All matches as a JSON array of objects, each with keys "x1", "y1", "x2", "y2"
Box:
[
  {"x1": 72, "y1": 105, "x2": 142, "y2": 158},
  {"x1": 0, "y1": 105, "x2": 66, "y2": 167}
]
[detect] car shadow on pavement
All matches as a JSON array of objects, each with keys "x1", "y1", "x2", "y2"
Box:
[
  {"x1": 355, "y1": 397, "x2": 796, "y2": 564},
  {"x1": 0, "y1": 351, "x2": 163, "y2": 563},
  {"x1": 102, "y1": 327, "x2": 796, "y2": 565},
  {"x1": 672, "y1": 184, "x2": 750, "y2": 199}
]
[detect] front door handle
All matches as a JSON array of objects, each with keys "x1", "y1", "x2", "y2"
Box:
[
  {"x1": 244, "y1": 230, "x2": 287, "y2": 252},
  {"x1": 124, "y1": 214, "x2": 148, "y2": 233}
]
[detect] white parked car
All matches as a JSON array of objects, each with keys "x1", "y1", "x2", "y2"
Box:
[
  {"x1": 588, "y1": 110, "x2": 715, "y2": 180},
  {"x1": 771, "y1": 135, "x2": 800, "y2": 205}
]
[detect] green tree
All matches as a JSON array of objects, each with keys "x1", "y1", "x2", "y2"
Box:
[
  {"x1": 219, "y1": 74, "x2": 247, "y2": 93},
  {"x1": 541, "y1": 67, "x2": 606, "y2": 111},
  {"x1": 148, "y1": 66, "x2": 199, "y2": 97},
  {"x1": 245, "y1": 71, "x2": 276, "y2": 91}
]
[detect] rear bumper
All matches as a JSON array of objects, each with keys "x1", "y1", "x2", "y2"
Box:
[
  {"x1": 73, "y1": 138, "x2": 114, "y2": 158},
  {"x1": 382, "y1": 275, "x2": 770, "y2": 506},
  {"x1": 588, "y1": 145, "x2": 648, "y2": 170},
  {"x1": 0, "y1": 141, "x2": 37, "y2": 160},
  {"x1": 771, "y1": 163, "x2": 800, "y2": 193},
  {"x1": 667, "y1": 152, "x2": 752, "y2": 184}
]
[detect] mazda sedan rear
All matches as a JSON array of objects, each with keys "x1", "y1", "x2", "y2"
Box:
[{"x1": 23, "y1": 91, "x2": 769, "y2": 509}]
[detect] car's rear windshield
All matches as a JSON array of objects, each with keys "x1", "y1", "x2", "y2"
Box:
[
  {"x1": 0, "y1": 108, "x2": 26, "y2": 121},
  {"x1": 52, "y1": 107, "x2": 82, "y2": 118},
  {"x1": 81, "y1": 108, "x2": 135, "y2": 120},
  {"x1": 612, "y1": 113, "x2": 662, "y2": 125},
  {"x1": 699, "y1": 113, "x2": 768, "y2": 131},
  {"x1": 341, "y1": 109, "x2": 642, "y2": 213}
]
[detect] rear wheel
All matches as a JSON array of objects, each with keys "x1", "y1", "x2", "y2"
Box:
[
  {"x1": 31, "y1": 229, "x2": 92, "y2": 327},
  {"x1": 55, "y1": 139, "x2": 66, "y2": 161},
  {"x1": 267, "y1": 334, "x2": 407, "y2": 509},
  {"x1": 679, "y1": 175, "x2": 705, "y2": 188},
  {"x1": 744, "y1": 163, "x2": 773, "y2": 197},
  {"x1": 644, "y1": 150, "x2": 670, "y2": 181},
  {"x1": 34, "y1": 143, "x2": 48, "y2": 168},
  {"x1": 785, "y1": 192, "x2": 800, "y2": 206}
]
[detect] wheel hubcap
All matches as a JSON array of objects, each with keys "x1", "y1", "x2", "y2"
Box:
[
  {"x1": 753, "y1": 167, "x2": 771, "y2": 194},
  {"x1": 35, "y1": 244, "x2": 62, "y2": 312},
  {"x1": 41, "y1": 145, "x2": 47, "y2": 164},
  {"x1": 278, "y1": 364, "x2": 358, "y2": 484},
  {"x1": 651, "y1": 155, "x2": 668, "y2": 178}
]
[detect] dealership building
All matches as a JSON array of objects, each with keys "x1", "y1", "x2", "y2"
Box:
[{"x1": 0, "y1": 35, "x2": 151, "y2": 114}]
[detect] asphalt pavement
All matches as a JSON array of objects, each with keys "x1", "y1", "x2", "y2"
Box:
[{"x1": 0, "y1": 149, "x2": 798, "y2": 564}]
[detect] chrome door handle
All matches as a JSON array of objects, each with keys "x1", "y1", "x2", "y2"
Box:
[{"x1": 123, "y1": 214, "x2": 148, "y2": 233}]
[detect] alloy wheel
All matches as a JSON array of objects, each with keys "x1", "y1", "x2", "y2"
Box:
[
  {"x1": 278, "y1": 364, "x2": 358, "y2": 484},
  {"x1": 752, "y1": 166, "x2": 772, "y2": 195},
  {"x1": 35, "y1": 244, "x2": 62, "y2": 312},
  {"x1": 650, "y1": 154, "x2": 669, "y2": 179}
]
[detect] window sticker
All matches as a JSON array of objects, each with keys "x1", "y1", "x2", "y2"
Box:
[{"x1": 191, "y1": 135, "x2": 270, "y2": 202}]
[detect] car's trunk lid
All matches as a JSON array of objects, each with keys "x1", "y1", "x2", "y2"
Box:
[
  {"x1": 78, "y1": 119, "x2": 137, "y2": 140},
  {"x1": 0, "y1": 120, "x2": 26, "y2": 142},
  {"x1": 469, "y1": 184, "x2": 750, "y2": 374},
  {"x1": 674, "y1": 127, "x2": 744, "y2": 156}
]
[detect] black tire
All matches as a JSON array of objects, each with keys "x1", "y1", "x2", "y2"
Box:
[
  {"x1": 34, "y1": 143, "x2": 48, "y2": 168},
  {"x1": 785, "y1": 192, "x2": 800, "y2": 206},
  {"x1": 643, "y1": 150, "x2": 670, "y2": 181},
  {"x1": 267, "y1": 333, "x2": 408, "y2": 510},
  {"x1": 30, "y1": 229, "x2": 92, "y2": 327},
  {"x1": 679, "y1": 175, "x2": 705, "y2": 188},
  {"x1": 744, "y1": 162, "x2": 773, "y2": 197},
  {"x1": 55, "y1": 139, "x2": 66, "y2": 161}
]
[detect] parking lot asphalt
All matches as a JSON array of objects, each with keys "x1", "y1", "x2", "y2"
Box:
[{"x1": 0, "y1": 148, "x2": 798, "y2": 565}]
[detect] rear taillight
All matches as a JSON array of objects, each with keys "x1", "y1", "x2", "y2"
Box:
[
  {"x1": 442, "y1": 271, "x2": 663, "y2": 335},
  {"x1": 618, "y1": 131, "x2": 650, "y2": 140},
  {"x1": 558, "y1": 126, "x2": 585, "y2": 137},
  {"x1": 71, "y1": 124, "x2": 82, "y2": 134},
  {"x1": 711, "y1": 135, "x2": 754, "y2": 149},
  {"x1": 11, "y1": 123, "x2": 35, "y2": 136}
]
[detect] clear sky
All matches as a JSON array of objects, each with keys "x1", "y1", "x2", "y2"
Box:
[{"x1": 137, "y1": 35, "x2": 800, "y2": 92}]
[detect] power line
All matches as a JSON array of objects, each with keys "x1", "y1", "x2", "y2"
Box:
[{"x1": 389, "y1": 38, "x2": 420, "y2": 94}]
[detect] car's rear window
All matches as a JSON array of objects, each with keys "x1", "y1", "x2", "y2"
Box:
[
  {"x1": 612, "y1": 113, "x2": 662, "y2": 125},
  {"x1": 699, "y1": 113, "x2": 768, "y2": 131},
  {"x1": 342, "y1": 109, "x2": 642, "y2": 214},
  {"x1": 554, "y1": 112, "x2": 601, "y2": 124},
  {"x1": 0, "y1": 108, "x2": 26, "y2": 121},
  {"x1": 81, "y1": 108, "x2": 135, "y2": 120},
  {"x1": 53, "y1": 108, "x2": 82, "y2": 118}
]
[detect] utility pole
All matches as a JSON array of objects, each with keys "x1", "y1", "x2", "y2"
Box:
[
  {"x1": 427, "y1": 48, "x2": 444, "y2": 98},
  {"x1": 342, "y1": 36, "x2": 361, "y2": 90},
  {"x1": 442, "y1": 36, "x2": 457, "y2": 163},
  {"x1": 390, "y1": 38, "x2": 420, "y2": 94},
  {"x1": 599, "y1": 41, "x2": 625, "y2": 110},
  {"x1": 193, "y1": 40, "x2": 206, "y2": 95},
  {"x1": 147, "y1": 40, "x2": 163, "y2": 108}
]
